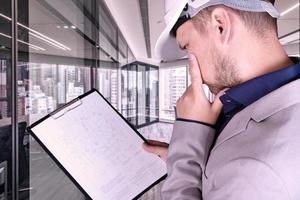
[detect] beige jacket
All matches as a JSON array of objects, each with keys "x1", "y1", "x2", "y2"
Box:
[{"x1": 162, "y1": 79, "x2": 300, "y2": 200}]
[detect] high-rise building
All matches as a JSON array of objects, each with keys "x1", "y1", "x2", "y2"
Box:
[
  {"x1": 0, "y1": 60, "x2": 6, "y2": 98},
  {"x1": 57, "y1": 66, "x2": 66, "y2": 104},
  {"x1": 0, "y1": 60, "x2": 7, "y2": 118},
  {"x1": 170, "y1": 68, "x2": 187, "y2": 108},
  {"x1": 160, "y1": 67, "x2": 187, "y2": 120},
  {"x1": 65, "y1": 66, "x2": 85, "y2": 102},
  {"x1": 110, "y1": 70, "x2": 118, "y2": 109}
]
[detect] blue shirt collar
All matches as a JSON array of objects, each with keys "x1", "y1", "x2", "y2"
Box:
[{"x1": 220, "y1": 62, "x2": 300, "y2": 114}]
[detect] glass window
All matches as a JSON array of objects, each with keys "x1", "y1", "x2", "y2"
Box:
[
  {"x1": 17, "y1": 0, "x2": 93, "y2": 192},
  {"x1": 159, "y1": 64, "x2": 214, "y2": 121},
  {"x1": 149, "y1": 67, "x2": 159, "y2": 120},
  {"x1": 122, "y1": 63, "x2": 159, "y2": 127},
  {"x1": 99, "y1": 1, "x2": 118, "y2": 62},
  {"x1": 0, "y1": 1, "x2": 12, "y2": 199},
  {"x1": 118, "y1": 34, "x2": 128, "y2": 67},
  {"x1": 137, "y1": 64, "x2": 146, "y2": 125},
  {"x1": 127, "y1": 64, "x2": 137, "y2": 125},
  {"x1": 96, "y1": 66, "x2": 118, "y2": 109},
  {"x1": 8, "y1": 0, "x2": 133, "y2": 199},
  {"x1": 96, "y1": 1, "x2": 120, "y2": 110},
  {"x1": 121, "y1": 66, "x2": 128, "y2": 117},
  {"x1": 1, "y1": 0, "x2": 161, "y2": 198},
  {"x1": 159, "y1": 66, "x2": 188, "y2": 121},
  {"x1": 21, "y1": 63, "x2": 91, "y2": 122}
]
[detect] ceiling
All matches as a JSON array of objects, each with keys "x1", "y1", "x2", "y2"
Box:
[
  {"x1": 104, "y1": 0, "x2": 148, "y2": 62},
  {"x1": 15, "y1": 0, "x2": 123, "y2": 64},
  {"x1": 275, "y1": 0, "x2": 300, "y2": 57},
  {"x1": 107, "y1": 0, "x2": 299, "y2": 63},
  {"x1": 1, "y1": 0, "x2": 298, "y2": 65}
]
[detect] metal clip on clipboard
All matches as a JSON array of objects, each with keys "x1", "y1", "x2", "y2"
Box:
[{"x1": 50, "y1": 98, "x2": 82, "y2": 119}]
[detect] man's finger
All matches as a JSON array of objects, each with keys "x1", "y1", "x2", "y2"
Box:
[
  {"x1": 188, "y1": 54, "x2": 203, "y2": 88},
  {"x1": 142, "y1": 143, "x2": 167, "y2": 157},
  {"x1": 146, "y1": 140, "x2": 169, "y2": 147}
]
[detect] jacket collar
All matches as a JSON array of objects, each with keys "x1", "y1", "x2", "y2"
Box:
[
  {"x1": 251, "y1": 78, "x2": 300, "y2": 122},
  {"x1": 211, "y1": 78, "x2": 300, "y2": 153}
]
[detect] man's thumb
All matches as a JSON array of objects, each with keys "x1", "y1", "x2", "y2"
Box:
[{"x1": 143, "y1": 143, "x2": 166, "y2": 156}]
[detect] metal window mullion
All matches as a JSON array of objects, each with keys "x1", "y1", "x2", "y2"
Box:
[
  {"x1": 136, "y1": 64, "x2": 138, "y2": 126},
  {"x1": 11, "y1": 0, "x2": 19, "y2": 199},
  {"x1": 158, "y1": 65, "x2": 160, "y2": 121},
  {"x1": 126, "y1": 65, "x2": 129, "y2": 118}
]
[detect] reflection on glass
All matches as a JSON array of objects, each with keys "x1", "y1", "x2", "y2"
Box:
[
  {"x1": 0, "y1": 1, "x2": 12, "y2": 199},
  {"x1": 0, "y1": 60, "x2": 8, "y2": 118},
  {"x1": 1, "y1": 0, "x2": 159, "y2": 198},
  {"x1": 15, "y1": 0, "x2": 126, "y2": 199},
  {"x1": 17, "y1": 63, "x2": 91, "y2": 119}
]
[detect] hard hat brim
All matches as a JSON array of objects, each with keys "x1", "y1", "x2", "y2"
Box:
[{"x1": 154, "y1": 0, "x2": 189, "y2": 62}]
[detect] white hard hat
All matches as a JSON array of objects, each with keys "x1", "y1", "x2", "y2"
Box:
[{"x1": 155, "y1": 0, "x2": 280, "y2": 62}]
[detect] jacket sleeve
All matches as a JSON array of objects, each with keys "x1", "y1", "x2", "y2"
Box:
[{"x1": 161, "y1": 120, "x2": 216, "y2": 200}]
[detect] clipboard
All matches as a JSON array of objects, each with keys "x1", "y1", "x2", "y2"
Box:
[{"x1": 27, "y1": 89, "x2": 167, "y2": 200}]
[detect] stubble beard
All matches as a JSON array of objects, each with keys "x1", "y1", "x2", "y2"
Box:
[{"x1": 205, "y1": 49, "x2": 242, "y2": 94}]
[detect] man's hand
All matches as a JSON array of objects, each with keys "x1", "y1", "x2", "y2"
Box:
[
  {"x1": 176, "y1": 54, "x2": 225, "y2": 125},
  {"x1": 143, "y1": 140, "x2": 169, "y2": 162}
]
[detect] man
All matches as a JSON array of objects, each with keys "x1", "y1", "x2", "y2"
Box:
[{"x1": 143, "y1": 0, "x2": 300, "y2": 199}]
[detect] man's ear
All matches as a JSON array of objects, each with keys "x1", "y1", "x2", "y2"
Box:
[{"x1": 209, "y1": 7, "x2": 232, "y2": 46}]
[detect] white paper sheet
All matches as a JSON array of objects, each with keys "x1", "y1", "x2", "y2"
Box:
[{"x1": 31, "y1": 91, "x2": 166, "y2": 200}]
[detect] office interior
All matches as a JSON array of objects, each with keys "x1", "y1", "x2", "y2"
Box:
[{"x1": 0, "y1": 0, "x2": 299, "y2": 199}]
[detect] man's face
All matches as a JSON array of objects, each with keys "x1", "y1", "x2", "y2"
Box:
[{"x1": 176, "y1": 20, "x2": 241, "y2": 94}]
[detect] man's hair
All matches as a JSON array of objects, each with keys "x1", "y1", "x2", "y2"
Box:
[{"x1": 191, "y1": 0, "x2": 278, "y2": 37}]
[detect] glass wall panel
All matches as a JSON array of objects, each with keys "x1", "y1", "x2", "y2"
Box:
[
  {"x1": 149, "y1": 67, "x2": 159, "y2": 120},
  {"x1": 96, "y1": 66, "x2": 118, "y2": 109},
  {"x1": 97, "y1": 1, "x2": 120, "y2": 110},
  {"x1": 127, "y1": 64, "x2": 137, "y2": 126},
  {"x1": 0, "y1": 1, "x2": 12, "y2": 199},
  {"x1": 137, "y1": 65, "x2": 146, "y2": 125},
  {"x1": 119, "y1": 34, "x2": 128, "y2": 115},
  {"x1": 99, "y1": 1, "x2": 118, "y2": 62},
  {"x1": 121, "y1": 66, "x2": 128, "y2": 117},
  {"x1": 122, "y1": 62, "x2": 159, "y2": 127},
  {"x1": 159, "y1": 64, "x2": 214, "y2": 121},
  {"x1": 16, "y1": 0, "x2": 93, "y2": 198},
  {"x1": 127, "y1": 48, "x2": 135, "y2": 65},
  {"x1": 159, "y1": 66, "x2": 188, "y2": 121},
  {"x1": 1, "y1": 0, "x2": 155, "y2": 198},
  {"x1": 118, "y1": 34, "x2": 128, "y2": 68},
  {"x1": 20, "y1": 63, "x2": 91, "y2": 118},
  {"x1": 12, "y1": 0, "x2": 133, "y2": 199}
]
